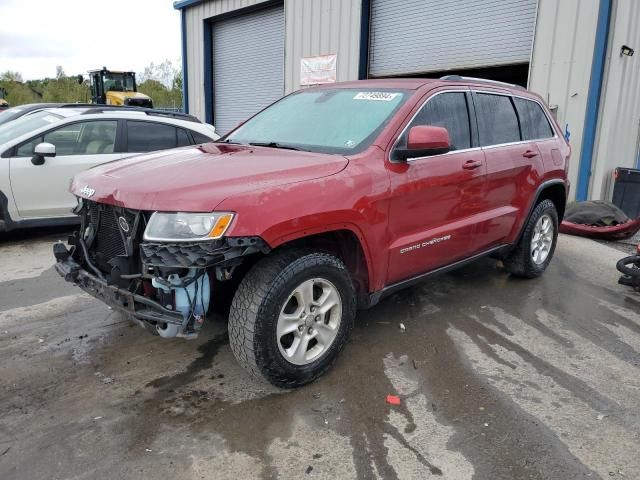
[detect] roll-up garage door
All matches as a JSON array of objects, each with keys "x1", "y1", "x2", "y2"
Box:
[
  {"x1": 213, "y1": 5, "x2": 284, "y2": 135},
  {"x1": 369, "y1": 0, "x2": 537, "y2": 77}
]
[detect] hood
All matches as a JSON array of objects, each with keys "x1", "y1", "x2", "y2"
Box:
[{"x1": 71, "y1": 143, "x2": 349, "y2": 212}]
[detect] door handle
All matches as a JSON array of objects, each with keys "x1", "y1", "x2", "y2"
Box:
[
  {"x1": 522, "y1": 150, "x2": 539, "y2": 158},
  {"x1": 462, "y1": 160, "x2": 482, "y2": 170}
]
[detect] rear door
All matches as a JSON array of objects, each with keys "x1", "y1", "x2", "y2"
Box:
[
  {"x1": 386, "y1": 89, "x2": 488, "y2": 284},
  {"x1": 124, "y1": 120, "x2": 188, "y2": 153},
  {"x1": 9, "y1": 120, "x2": 121, "y2": 218},
  {"x1": 471, "y1": 91, "x2": 544, "y2": 251}
]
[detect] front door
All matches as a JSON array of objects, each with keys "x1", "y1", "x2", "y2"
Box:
[
  {"x1": 386, "y1": 90, "x2": 488, "y2": 284},
  {"x1": 10, "y1": 120, "x2": 121, "y2": 219}
]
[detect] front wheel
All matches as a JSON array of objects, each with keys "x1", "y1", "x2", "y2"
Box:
[
  {"x1": 228, "y1": 249, "x2": 356, "y2": 388},
  {"x1": 503, "y1": 199, "x2": 559, "y2": 278}
]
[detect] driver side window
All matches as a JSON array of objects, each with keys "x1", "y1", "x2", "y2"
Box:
[
  {"x1": 15, "y1": 120, "x2": 118, "y2": 157},
  {"x1": 397, "y1": 92, "x2": 472, "y2": 152}
]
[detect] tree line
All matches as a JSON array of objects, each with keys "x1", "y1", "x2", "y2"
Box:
[{"x1": 0, "y1": 60, "x2": 183, "y2": 109}]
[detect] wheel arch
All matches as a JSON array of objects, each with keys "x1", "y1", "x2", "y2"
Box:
[
  {"x1": 269, "y1": 227, "x2": 373, "y2": 309},
  {"x1": 537, "y1": 182, "x2": 567, "y2": 221},
  {"x1": 514, "y1": 179, "x2": 567, "y2": 244}
]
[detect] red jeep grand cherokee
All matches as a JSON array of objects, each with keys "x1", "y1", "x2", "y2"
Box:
[{"x1": 54, "y1": 77, "x2": 569, "y2": 387}]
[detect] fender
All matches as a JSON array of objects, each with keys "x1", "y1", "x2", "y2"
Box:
[{"x1": 266, "y1": 220, "x2": 378, "y2": 294}]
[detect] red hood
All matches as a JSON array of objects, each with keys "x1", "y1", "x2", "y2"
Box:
[{"x1": 71, "y1": 143, "x2": 349, "y2": 211}]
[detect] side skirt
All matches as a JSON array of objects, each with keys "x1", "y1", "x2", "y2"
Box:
[
  {"x1": 0, "y1": 191, "x2": 80, "y2": 232},
  {"x1": 364, "y1": 244, "x2": 509, "y2": 309}
]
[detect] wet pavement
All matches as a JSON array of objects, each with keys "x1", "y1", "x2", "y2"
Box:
[{"x1": 1, "y1": 229, "x2": 639, "y2": 479}]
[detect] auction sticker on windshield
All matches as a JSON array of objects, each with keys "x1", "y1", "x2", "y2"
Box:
[{"x1": 353, "y1": 92, "x2": 400, "y2": 102}]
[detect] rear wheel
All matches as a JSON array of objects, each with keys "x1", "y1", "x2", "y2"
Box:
[
  {"x1": 503, "y1": 199, "x2": 558, "y2": 278},
  {"x1": 228, "y1": 249, "x2": 356, "y2": 388}
]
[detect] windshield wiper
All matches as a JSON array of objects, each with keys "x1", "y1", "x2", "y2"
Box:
[{"x1": 248, "y1": 141, "x2": 306, "y2": 151}]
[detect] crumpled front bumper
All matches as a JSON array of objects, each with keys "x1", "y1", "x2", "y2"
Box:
[{"x1": 54, "y1": 253, "x2": 184, "y2": 326}]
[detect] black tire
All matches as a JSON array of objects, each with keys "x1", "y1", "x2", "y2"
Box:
[
  {"x1": 616, "y1": 255, "x2": 640, "y2": 277},
  {"x1": 228, "y1": 249, "x2": 356, "y2": 388},
  {"x1": 503, "y1": 199, "x2": 559, "y2": 278}
]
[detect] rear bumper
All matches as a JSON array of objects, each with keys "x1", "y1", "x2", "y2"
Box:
[{"x1": 54, "y1": 254, "x2": 184, "y2": 326}]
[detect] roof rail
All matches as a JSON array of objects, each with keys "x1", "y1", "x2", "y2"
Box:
[
  {"x1": 80, "y1": 106, "x2": 199, "y2": 123},
  {"x1": 440, "y1": 75, "x2": 524, "y2": 90}
]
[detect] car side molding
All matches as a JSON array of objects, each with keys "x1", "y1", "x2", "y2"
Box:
[{"x1": 364, "y1": 244, "x2": 510, "y2": 309}]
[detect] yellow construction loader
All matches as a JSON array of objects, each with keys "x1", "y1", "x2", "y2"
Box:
[{"x1": 83, "y1": 67, "x2": 153, "y2": 108}]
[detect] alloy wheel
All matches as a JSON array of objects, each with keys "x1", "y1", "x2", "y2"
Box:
[{"x1": 276, "y1": 278, "x2": 342, "y2": 365}]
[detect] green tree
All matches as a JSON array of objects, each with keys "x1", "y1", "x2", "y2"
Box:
[
  {"x1": 1, "y1": 71, "x2": 23, "y2": 82},
  {"x1": 138, "y1": 59, "x2": 183, "y2": 109}
]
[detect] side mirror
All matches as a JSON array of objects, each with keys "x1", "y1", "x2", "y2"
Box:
[
  {"x1": 77, "y1": 74, "x2": 84, "y2": 85},
  {"x1": 395, "y1": 125, "x2": 451, "y2": 161},
  {"x1": 31, "y1": 142, "x2": 56, "y2": 166}
]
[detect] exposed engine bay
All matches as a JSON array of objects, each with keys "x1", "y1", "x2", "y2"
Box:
[{"x1": 54, "y1": 199, "x2": 269, "y2": 339}]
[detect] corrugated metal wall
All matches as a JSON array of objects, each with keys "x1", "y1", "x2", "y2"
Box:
[
  {"x1": 528, "y1": 0, "x2": 600, "y2": 199},
  {"x1": 284, "y1": 0, "x2": 361, "y2": 94},
  {"x1": 590, "y1": 0, "x2": 640, "y2": 200},
  {"x1": 184, "y1": 0, "x2": 266, "y2": 121},
  {"x1": 183, "y1": 0, "x2": 361, "y2": 121},
  {"x1": 368, "y1": 0, "x2": 537, "y2": 77}
]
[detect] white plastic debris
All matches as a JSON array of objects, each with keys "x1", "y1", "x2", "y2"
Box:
[
  {"x1": 145, "y1": 448, "x2": 153, "y2": 452},
  {"x1": 399, "y1": 323, "x2": 406, "y2": 332}
]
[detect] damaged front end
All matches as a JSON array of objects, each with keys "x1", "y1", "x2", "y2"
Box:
[{"x1": 54, "y1": 199, "x2": 268, "y2": 339}]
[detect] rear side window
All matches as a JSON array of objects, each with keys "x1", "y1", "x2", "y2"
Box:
[
  {"x1": 475, "y1": 93, "x2": 520, "y2": 146},
  {"x1": 177, "y1": 128, "x2": 191, "y2": 147},
  {"x1": 514, "y1": 98, "x2": 554, "y2": 140},
  {"x1": 191, "y1": 131, "x2": 213, "y2": 144},
  {"x1": 127, "y1": 121, "x2": 178, "y2": 152},
  {"x1": 398, "y1": 92, "x2": 471, "y2": 153}
]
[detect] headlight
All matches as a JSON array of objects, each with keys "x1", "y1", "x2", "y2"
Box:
[{"x1": 144, "y1": 212, "x2": 234, "y2": 242}]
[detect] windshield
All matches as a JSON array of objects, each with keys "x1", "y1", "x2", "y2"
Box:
[
  {"x1": 0, "y1": 110, "x2": 62, "y2": 146},
  {"x1": 225, "y1": 89, "x2": 409, "y2": 154},
  {"x1": 103, "y1": 72, "x2": 135, "y2": 92},
  {"x1": 0, "y1": 105, "x2": 29, "y2": 127}
]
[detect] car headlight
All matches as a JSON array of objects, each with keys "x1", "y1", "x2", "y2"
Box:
[{"x1": 144, "y1": 212, "x2": 234, "y2": 242}]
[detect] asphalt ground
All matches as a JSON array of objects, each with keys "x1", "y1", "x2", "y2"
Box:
[{"x1": 1, "y1": 228, "x2": 639, "y2": 479}]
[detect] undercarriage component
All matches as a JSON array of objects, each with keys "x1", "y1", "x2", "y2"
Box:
[
  {"x1": 54, "y1": 251, "x2": 184, "y2": 325},
  {"x1": 152, "y1": 269, "x2": 211, "y2": 339}
]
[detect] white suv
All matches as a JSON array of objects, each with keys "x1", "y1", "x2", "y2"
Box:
[{"x1": 0, "y1": 107, "x2": 218, "y2": 231}]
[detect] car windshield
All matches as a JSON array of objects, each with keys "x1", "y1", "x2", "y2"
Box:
[
  {"x1": 225, "y1": 88, "x2": 409, "y2": 154},
  {"x1": 0, "y1": 110, "x2": 62, "y2": 146},
  {"x1": 0, "y1": 105, "x2": 30, "y2": 127},
  {"x1": 103, "y1": 73, "x2": 135, "y2": 92}
]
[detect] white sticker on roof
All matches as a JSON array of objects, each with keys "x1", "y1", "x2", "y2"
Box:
[{"x1": 353, "y1": 92, "x2": 400, "y2": 102}]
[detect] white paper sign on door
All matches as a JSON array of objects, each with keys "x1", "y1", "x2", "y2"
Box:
[{"x1": 300, "y1": 54, "x2": 337, "y2": 85}]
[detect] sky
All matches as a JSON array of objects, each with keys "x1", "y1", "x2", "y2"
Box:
[{"x1": 0, "y1": 0, "x2": 181, "y2": 80}]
